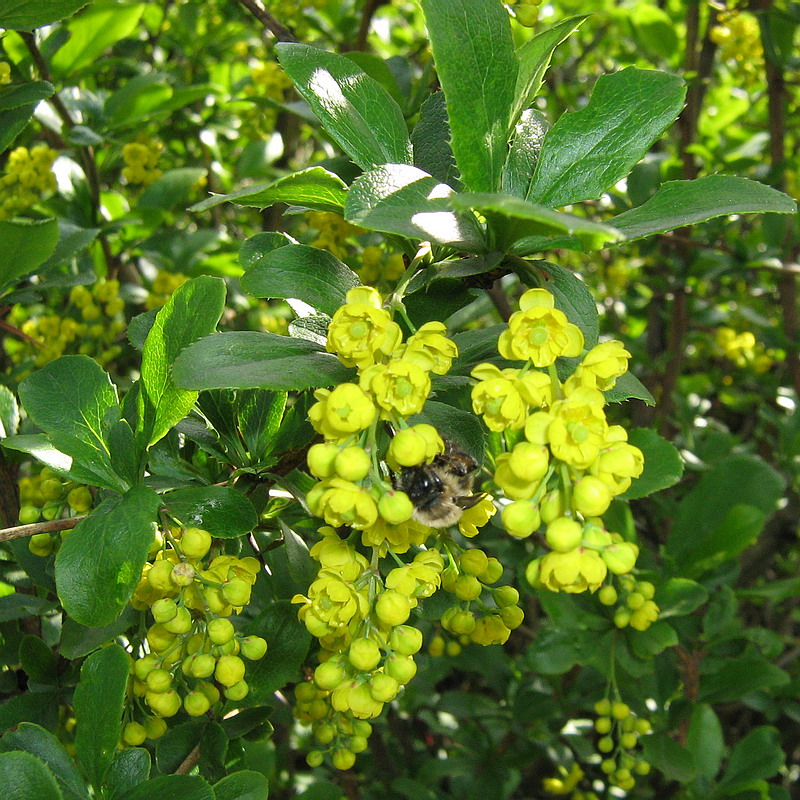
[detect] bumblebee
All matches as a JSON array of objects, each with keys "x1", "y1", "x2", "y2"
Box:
[{"x1": 393, "y1": 437, "x2": 485, "y2": 528}]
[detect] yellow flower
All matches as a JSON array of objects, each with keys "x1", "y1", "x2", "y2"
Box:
[
  {"x1": 590, "y1": 427, "x2": 644, "y2": 495},
  {"x1": 311, "y1": 478, "x2": 378, "y2": 530},
  {"x1": 360, "y1": 517, "x2": 432, "y2": 554},
  {"x1": 386, "y1": 560, "x2": 441, "y2": 600},
  {"x1": 326, "y1": 288, "x2": 402, "y2": 369},
  {"x1": 359, "y1": 359, "x2": 431, "y2": 418},
  {"x1": 308, "y1": 383, "x2": 376, "y2": 441},
  {"x1": 471, "y1": 364, "x2": 553, "y2": 431},
  {"x1": 539, "y1": 548, "x2": 607, "y2": 593},
  {"x1": 567, "y1": 340, "x2": 631, "y2": 391},
  {"x1": 497, "y1": 288, "x2": 584, "y2": 366},
  {"x1": 0, "y1": 62, "x2": 10, "y2": 85},
  {"x1": 458, "y1": 494, "x2": 495, "y2": 538},
  {"x1": 310, "y1": 527, "x2": 369, "y2": 579},
  {"x1": 293, "y1": 569, "x2": 370, "y2": 639},
  {"x1": 469, "y1": 615, "x2": 511, "y2": 645},
  {"x1": 493, "y1": 454, "x2": 542, "y2": 500},
  {"x1": 547, "y1": 387, "x2": 608, "y2": 469},
  {"x1": 400, "y1": 322, "x2": 458, "y2": 375}
]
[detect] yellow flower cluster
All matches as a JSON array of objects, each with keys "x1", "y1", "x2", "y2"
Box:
[
  {"x1": 356, "y1": 245, "x2": 406, "y2": 289},
  {"x1": 291, "y1": 530, "x2": 438, "y2": 769},
  {"x1": 470, "y1": 287, "x2": 646, "y2": 601},
  {"x1": 144, "y1": 270, "x2": 189, "y2": 310},
  {"x1": 714, "y1": 327, "x2": 773, "y2": 373},
  {"x1": 599, "y1": 576, "x2": 659, "y2": 632},
  {"x1": 0, "y1": 145, "x2": 58, "y2": 220},
  {"x1": 307, "y1": 211, "x2": 364, "y2": 261},
  {"x1": 124, "y1": 526, "x2": 267, "y2": 737},
  {"x1": 20, "y1": 468, "x2": 93, "y2": 556},
  {"x1": 239, "y1": 60, "x2": 292, "y2": 138},
  {"x1": 710, "y1": 11, "x2": 763, "y2": 80},
  {"x1": 4, "y1": 281, "x2": 126, "y2": 377},
  {"x1": 122, "y1": 138, "x2": 163, "y2": 185}
]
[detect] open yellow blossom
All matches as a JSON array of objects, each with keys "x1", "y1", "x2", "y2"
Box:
[
  {"x1": 547, "y1": 387, "x2": 608, "y2": 469},
  {"x1": 566, "y1": 340, "x2": 631, "y2": 391},
  {"x1": 310, "y1": 478, "x2": 378, "y2": 529},
  {"x1": 326, "y1": 287, "x2": 403, "y2": 369},
  {"x1": 539, "y1": 548, "x2": 607, "y2": 593},
  {"x1": 292, "y1": 569, "x2": 370, "y2": 639},
  {"x1": 359, "y1": 359, "x2": 431, "y2": 418},
  {"x1": 497, "y1": 288, "x2": 584, "y2": 366},
  {"x1": 360, "y1": 517, "x2": 432, "y2": 554},
  {"x1": 458, "y1": 494, "x2": 495, "y2": 537},
  {"x1": 590, "y1": 427, "x2": 644, "y2": 494},
  {"x1": 400, "y1": 322, "x2": 458, "y2": 375},
  {"x1": 308, "y1": 383, "x2": 376, "y2": 441}
]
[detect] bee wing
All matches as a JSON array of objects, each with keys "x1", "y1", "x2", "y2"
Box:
[{"x1": 454, "y1": 492, "x2": 488, "y2": 510}]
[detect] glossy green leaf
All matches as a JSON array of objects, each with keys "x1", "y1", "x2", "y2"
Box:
[
  {"x1": 512, "y1": 16, "x2": 589, "y2": 124},
  {"x1": 640, "y1": 733, "x2": 696, "y2": 783},
  {"x1": 104, "y1": 74, "x2": 173, "y2": 127},
  {"x1": 657, "y1": 578, "x2": 709, "y2": 619},
  {"x1": 0, "y1": 219, "x2": 59, "y2": 294},
  {"x1": 411, "y1": 92, "x2": 459, "y2": 188},
  {"x1": 0, "y1": 81, "x2": 54, "y2": 112},
  {"x1": 502, "y1": 109, "x2": 549, "y2": 199},
  {"x1": 281, "y1": 521, "x2": 317, "y2": 586},
  {"x1": 0, "y1": 724, "x2": 87, "y2": 800},
  {"x1": 0, "y1": 103, "x2": 38, "y2": 152},
  {"x1": 190, "y1": 167, "x2": 347, "y2": 214},
  {"x1": 19, "y1": 636, "x2": 58, "y2": 685},
  {"x1": 0, "y1": 752, "x2": 62, "y2": 800},
  {"x1": 55, "y1": 486, "x2": 160, "y2": 626},
  {"x1": 213, "y1": 771, "x2": 269, "y2": 800},
  {"x1": 345, "y1": 164, "x2": 486, "y2": 249},
  {"x1": 240, "y1": 244, "x2": 359, "y2": 316},
  {"x1": 73, "y1": 644, "x2": 129, "y2": 787},
  {"x1": 238, "y1": 389, "x2": 286, "y2": 462},
  {"x1": 104, "y1": 748, "x2": 150, "y2": 799},
  {"x1": 0, "y1": 1, "x2": 90, "y2": 29},
  {"x1": 0, "y1": 384, "x2": 19, "y2": 438},
  {"x1": 607, "y1": 175, "x2": 797, "y2": 242},
  {"x1": 603, "y1": 371, "x2": 655, "y2": 405},
  {"x1": 138, "y1": 168, "x2": 207, "y2": 210},
  {"x1": 18, "y1": 355, "x2": 126, "y2": 492},
  {"x1": 621, "y1": 428, "x2": 684, "y2": 500},
  {"x1": 276, "y1": 43, "x2": 412, "y2": 170},
  {"x1": 51, "y1": 3, "x2": 145, "y2": 76},
  {"x1": 139, "y1": 276, "x2": 226, "y2": 447},
  {"x1": 420, "y1": 0, "x2": 517, "y2": 192},
  {"x1": 527, "y1": 68, "x2": 686, "y2": 208},
  {"x1": 629, "y1": 620, "x2": 678, "y2": 659},
  {"x1": 718, "y1": 726, "x2": 783, "y2": 791},
  {"x1": 164, "y1": 486, "x2": 258, "y2": 537},
  {"x1": 239, "y1": 602, "x2": 311, "y2": 707},
  {"x1": 173, "y1": 331, "x2": 354, "y2": 391},
  {"x1": 699, "y1": 656, "x2": 789, "y2": 703},
  {"x1": 36, "y1": 222, "x2": 99, "y2": 273},
  {"x1": 687, "y1": 705, "x2": 724, "y2": 783},
  {"x1": 60, "y1": 608, "x2": 139, "y2": 660},
  {"x1": 0, "y1": 691, "x2": 59, "y2": 734},
  {"x1": 451, "y1": 192, "x2": 622, "y2": 251},
  {"x1": 115, "y1": 775, "x2": 214, "y2": 800}
]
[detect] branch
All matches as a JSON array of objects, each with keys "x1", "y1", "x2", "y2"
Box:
[
  {"x1": 234, "y1": 0, "x2": 298, "y2": 43},
  {"x1": 0, "y1": 516, "x2": 85, "y2": 543}
]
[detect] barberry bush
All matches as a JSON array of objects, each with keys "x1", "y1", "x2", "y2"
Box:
[{"x1": 0, "y1": 1, "x2": 798, "y2": 799}]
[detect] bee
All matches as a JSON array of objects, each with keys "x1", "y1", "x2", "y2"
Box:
[{"x1": 392, "y1": 437, "x2": 485, "y2": 528}]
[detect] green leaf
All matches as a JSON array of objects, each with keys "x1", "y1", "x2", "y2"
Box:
[
  {"x1": 344, "y1": 164, "x2": 486, "y2": 249},
  {"x1": 0, "y1": 81, "x2": 54, "y2": 112},
  {"x1": 275, "y1": 43, "x2": 412, "y2": 170},
  {"x1": 502, "y1": 109, "x2": 549, "y2": 199},
  {"x1": 0, "y1": 595, "x2": 55, "y2": 624},
  {"x1": 104, "y1": 74, "x2": 173, "y2": 128},
  {"x1": 450, "y1": 192, "x2": 622, "y2": 251},
  {"x1": 603, "y1": 371, "x2": 655, "y2": 405},
  {"x1": 60, "y1": 607, "x2": 139, "y2": 660},
  {"x1": 0, "y1": 691, "x2": 59, "y2": 734},
  {"x1": 73, "y1": 644, "x2": 129, "y2": 788},
  {"x1": 0, "y1": 723, "x2": 88, "y2": 800},
  {"x1": 607, "y1": 176, "x2": 797, "y2": 242},
  {"x1": 219, "y1": 708, "x2": 273, "y2": 741},
  {"x1": 213, "y1": 771, "x2": 269, "y2": 800},
  {"x1": 0, "y1": 385, "x2": 19, "y2": 438},
  {"x1": 138, "y1": 168, "x2": 207, "y2": 210},
  {"x1": 55, "y1": 486, "x2": 160, "y2": 627},
  {"x1": 173, "y1": 332, "x2": 354, "y2": 391},
  {"x1": 0, "y1": 1, "x2": 90, "y2": 29},
  {"x1": 687, "y1": 704, "x2": 724, "y2": 783},
  {"x1": 699, "y1": 657, "x2": 790, "y2": 703},
  {"x1": 0, "y1": 219, "x2": 60, "y2": 294},
  {"x1": 0, "y1": 434, "x2": 106, "y2": 488},
  {"x1": 19, "y1": 636, "x2": 58, "y2": 685},
  {"x1": 640, "y1": 732, "x2": 696, "y2": 782},
  {"x1": 104, "y1": 748, "x2": 150, "y2": 799},
  {"x1": 240, "y1": 244, "x2": 359, "y2": 316},
  {"x1": 139, "y1": 276, "x2": 226, "y2": 447},
  {"x1": 240, "y1": 602, "x2": 311, "y2": 707},
  {"x1": 343, "y1": 51, "x2": 405, "y2": 108},
  {"x1": 18, "y1": 355, "x2": 126, "y2": 492},
  {"x1": 163, "y1": 486, "x2": 258, "y2": 538},
  {"x1": 629, "y1": 620, "x2": 678, "y2": 659},
  {"x1": 154, "y1": 721, "x2": 205, "y2": 774},
  {"x1": 718, "y1": 727, "x2": 783, "y2": 791},
  {"x1": 420, "y1": 0, "x2": 517, "y2": 192},
  {"x1": 281, "y1": 521, "x2": 317, "y2": 586},
  {"x1": 527, "y1": 67, "x2": 686, "y2": 208},
  {"x1": 238, "y1": 390, "x2": 286, "y2": 462},
  {"x1": 512, "y1": 15, "x2": 589, "y2": 124},
  {"x1": 115, "y1": 775, "x2": 214, "y2": 800},
  {"x1": 50, "y1": 3, "x2": 146, "y2": 76},
  {"x1": 666, "y1": 455, "x2": 785, "y2": 573},
  {"x1": 36, "y1": 222, "x2": 99, "y2": 273},
  {"x1": 189, "y1": 167, "x2": 348, "y2": 214},
  {"x1": 657, "y1": 578, "x2": 709, "y2": 619},
  {"x1": 0, "y1": 752, "x2": 62, "y2": 800},
  {"x1": 0, "y1": 104, "x2": 39, "y2": 152},
  {"x1": 621, "y1": 428, "x2": 684, "y2": 500},
  {"x1": 411, "y1": 92, "x2": 459, "y2": 188}
]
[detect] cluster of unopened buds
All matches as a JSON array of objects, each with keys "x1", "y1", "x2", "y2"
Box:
[
  {"x1": 710, "y1": 10, "x2": 763, "y2": 78},
  {"x1": 123, "y1": 526, "x2": 267, "y2": 742},
  {"x1": 592, "y1": 699, "x2": 652, "y2": 792},
  {"x1": 144, "y1": 270, "x2": 190, "y2": 310},
  {"x1": 307, "y1": 211, "x2": 364, "y2": 261},
  {"x1": 355, "y1": 245, "x2": 406, "y2": 289},
  {"x1": 0, "y1": 144, "x2": 58, "y2": 220},
  {"x1": 5, "y1": 280, "x2": 126, "y2": 375},
  {"x1": 714, "y1": 326, "x2": 774, "y2": 373},
  {"x1": 122, "y1": 138, "x2": 163, "y2": 185},
  {"x1": 239, "y1": 60, "x2": 292, "y2": 137}
]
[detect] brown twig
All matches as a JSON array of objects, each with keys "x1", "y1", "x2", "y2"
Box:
[
  {"x1": 353, "y1": 0, "x2": 388, "y2": 51},
  {"x1": 174, "y1": 744, "x2": 201, "y2": 775},
  {"x1": 0, "y1": 515, "x2": 85, "y2": 543},
  {"x1": 234, "y1": 0, "x2": 298, "y2": 43}
]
